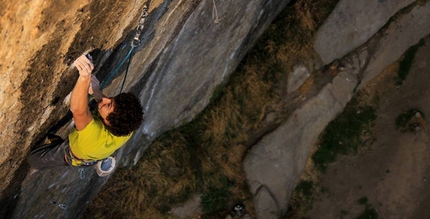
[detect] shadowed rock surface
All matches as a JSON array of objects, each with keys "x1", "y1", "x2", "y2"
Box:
[
  {"x1": 0, "y1": 0, "x2": 291, "y2": 218},
  {"x1": 1, "y1": 0, "x2": 429, "y2": 218},
  {"x1": 314, "y1": 0, "x2": 415, "y2": 64},
  {"x1": 243, "y1": 0, "x2": 430, "y2": 217}
]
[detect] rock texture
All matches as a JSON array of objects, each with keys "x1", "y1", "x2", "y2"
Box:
[
  {"x1": 244, "y1": 69, "x2": 358, "y2": 217},
  {"x1": 360, "y1": 2, "x2": 430, "y2": 86},
  {"x1": 171, "y1": 194, "x2": 202, "y2": 218},
  {"x1": 0, "y1": 0, "x2": 291, "y2": 218},
  {"x1": 125, "y1": 0, "x2": 292, "y2": 152},
  {"x1": 287, "y1": 63, "x2": 310, "y2": 94},
  {"x1": 313, "y1": 0, "x2": 415, "y2": 64},
  {"x1": 244, "y1": 0, "x2": 430, "y2": 217},
  {"x1": 1, "y1": 0, "x2": 429, "y2": 217},
  {"x1": 308, "y1": 35, "x2": 430, "y2": 219}
]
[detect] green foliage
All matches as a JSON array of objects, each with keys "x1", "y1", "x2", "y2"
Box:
[
  {"x1": 395, "y1": 109, "x2": 425, "y2": 132},
  {"x1": 219, "y1": 175, "x2": 236, "y2": 188},
  {"x1": 341, "y1": 209, "x2": 349, "y2": 217},
  {"x1": 88, "y1": 0, "x2": 342, "y2": 217},
  {"x1": 159, "y1": 204, "x2": 171, "y2": 214},
  {"x1": 199, "y1": 175, "x2": 237, "y2": 218},
  {"x1": 265, "y1": 62, "x2": 285, "y2": 83},
  {"x1": 356, "y1": 196, "x2": 378, "y2": 219},
  {"x1": 358, "y1": 197, "x2": 369, "y2": 205},
  {"x1": 285, "y1": 180, "x2": 316, "y2": 219},
  {"x1": 295, "y1": 180, "x2": 314, "y2": 197},
  {"x1": 356, "y1": 208, "x2": 379, "y2": 219},
  {"x1": 396, "y1": 39, "x2": 425, "y2": 85},
  {"x1": 201, "y1": 186, "x2": 231, "y2": 214},
  {"x1": 209, "y1": 84, "x2": 226, "y2": 104},
  {"x1": 312, "y1": 96, "x2": 377, "y2": 173}
]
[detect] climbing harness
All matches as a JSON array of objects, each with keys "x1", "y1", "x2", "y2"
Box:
[
  {"x1": 48, "y1": 3, "x2": 151, "y2": 217},
  {"x1": 64, "y1": 145, "x2": 98, "y2": 167}
]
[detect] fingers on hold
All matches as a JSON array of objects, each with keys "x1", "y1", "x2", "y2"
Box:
[{"x1": 74, "y1": 55, "x2": 94, "y2": 73}]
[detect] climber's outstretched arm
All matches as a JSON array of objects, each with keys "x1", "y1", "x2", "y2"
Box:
[{"x1": 71, "y1": 55, "x2": 94, "y2": 131}]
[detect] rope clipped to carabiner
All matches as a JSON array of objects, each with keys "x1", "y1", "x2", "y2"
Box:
[
  {"x1": 99, "y1": 3, "x2": 150, "y2": 93},
  {"x1": 52, "y1": 4, "x2": 152, "y2": 217},
  {"x1": 132, "y1": 4, "x2": 149, "y2": 47}
]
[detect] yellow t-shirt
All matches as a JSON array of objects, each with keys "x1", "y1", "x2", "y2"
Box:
[{"x1": 68, "y1": 118, "x2": 132, "y2": 166}]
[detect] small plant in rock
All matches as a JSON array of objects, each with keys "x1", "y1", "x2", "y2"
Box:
[
  {"x1": 358, "y1": 196, "x2": 369, "y2": 206},
  {"x1": 340, "y1": 209, "x2": 349, "y2": 218},
  {"x1": 396, "y1": 39, "x2": 425, "y2": 85},
  {"x1": 201, "y1": 186, "x2": 231, "y2": 215},
  {"x1": 88, "y1": 0, "x2": 340, "y2": 217},
  {"x1": 285, "y1": 180, "x2": 316, "y2": 219},
  {"x1": 356, "y1": 208, "x2": 379, "y2": 219},
  {"x1": 295, "y1": 180, "x2": 314, "y2": 197},
  {"x1": 356, "y1": 196, "x2": 378, "y2": 219},
  {"x1": 312, "y1": 94, "x2": 377, "y2": 173},
  {"x1": 395, "y1": 109, "x2": 426, "y2": 132}
]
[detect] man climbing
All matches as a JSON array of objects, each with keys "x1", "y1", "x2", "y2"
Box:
[{"x1": 28, "y1": 54, "x2": 143, "y2": 176}]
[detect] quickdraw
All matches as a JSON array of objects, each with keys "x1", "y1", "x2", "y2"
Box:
[
  {"x1": 52, "y1": 3, "x2": 152, "y2": 218},
  {"x1": 132, "y1": 4, "x2": 149, "y2": 47},
  {"x1": 99, "y1": 3, "x2": 150, "y2": 92}
]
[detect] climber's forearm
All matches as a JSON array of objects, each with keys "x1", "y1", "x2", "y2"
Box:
[
  {"x1": 70, "y1": 75, "x2": 91, "y2": 115},
  {"x1": 70, "y1": 55, "x2": 94, "y2": 130}
]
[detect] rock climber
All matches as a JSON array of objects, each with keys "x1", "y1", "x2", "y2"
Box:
[{"x1": 28, "y1": 54, "x2": 143, "y2": 176}]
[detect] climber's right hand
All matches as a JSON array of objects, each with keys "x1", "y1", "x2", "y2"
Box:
[{"x1": 73, "y1": 55, "x2": 94, "y2": 78}]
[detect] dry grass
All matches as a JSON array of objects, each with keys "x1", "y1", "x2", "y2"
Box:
[
  {"x1": 87, "y1": 0, "x2": 338, "y2": 218},
  {"x1": 299, "y1": 76, "x2": 315, "y2": 95}
]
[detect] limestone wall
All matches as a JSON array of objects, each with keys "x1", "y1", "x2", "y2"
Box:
[
  {"x1": 0, "y1": 0, "x2": 291, "y2": 217},
  {"x1": 1, "y1": 0, "x2": 429, "y2": 218}
]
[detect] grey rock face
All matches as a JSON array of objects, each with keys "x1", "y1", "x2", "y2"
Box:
[
  {"x1": 244, "y1": 1, "x2": 430, "y2": 218},
  {"x1": 5, "y1": 0, "x2": 430, "y2": 218},
  {"x1": 254, "y1": 186, "x2": 280, "y2": 219},
  {"x1": 244, "y1": 70, "x2": 358, "y2": 216},
  {"x1": 13, "y1": 167, "x2": 107, "y2": 219},
  {"x1": 314, "y1": 0, "x2": 415, "y2": 64},
  {"x1": 171, "y1": 194, "x2": 202, "y2": 218},
  {"x1": 5, "y1": 0, "x2": 293, "y2": 218},
  {"x1": 126, "y1": 0, "x2": 292, "y2": 143},
  {"x1": 360, "y1": 1, "x2": 430, "y2": 87},
  {"x1": 288, "y1": 63, "x2": 310, "y2": 93}
]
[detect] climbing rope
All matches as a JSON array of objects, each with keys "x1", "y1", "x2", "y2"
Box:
[
  {"x1": 48, "y1": 3, "x2": 151, "y2": 217},
  {"x1": 65, "y1": 168, "x2": 84, "y2": 219},
  {"x1": 212, "y1": 0, "x2": 221, "y2": 24},
  {"x1": 99, "y1": 3, "x2": 149, "y2": 93},
  {"x1": 99, "y1": 46, "x2": 135, "y2": 91},
  {"x1": 49, "y1": 167, "x2": 84, "y2": 219}
]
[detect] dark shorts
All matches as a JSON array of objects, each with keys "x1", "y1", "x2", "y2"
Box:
[{"x1": 27, "y1": 139, "x2": 72, "y2": 169}]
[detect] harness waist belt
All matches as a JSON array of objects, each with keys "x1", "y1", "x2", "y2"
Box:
[{"x1": 65, "y1": 147, "x2": 97, "y2": 166}]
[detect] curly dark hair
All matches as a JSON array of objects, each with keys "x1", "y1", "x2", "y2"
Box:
[{"x1": 105, "y1": 93, "x2": 144, "y2": 137}]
